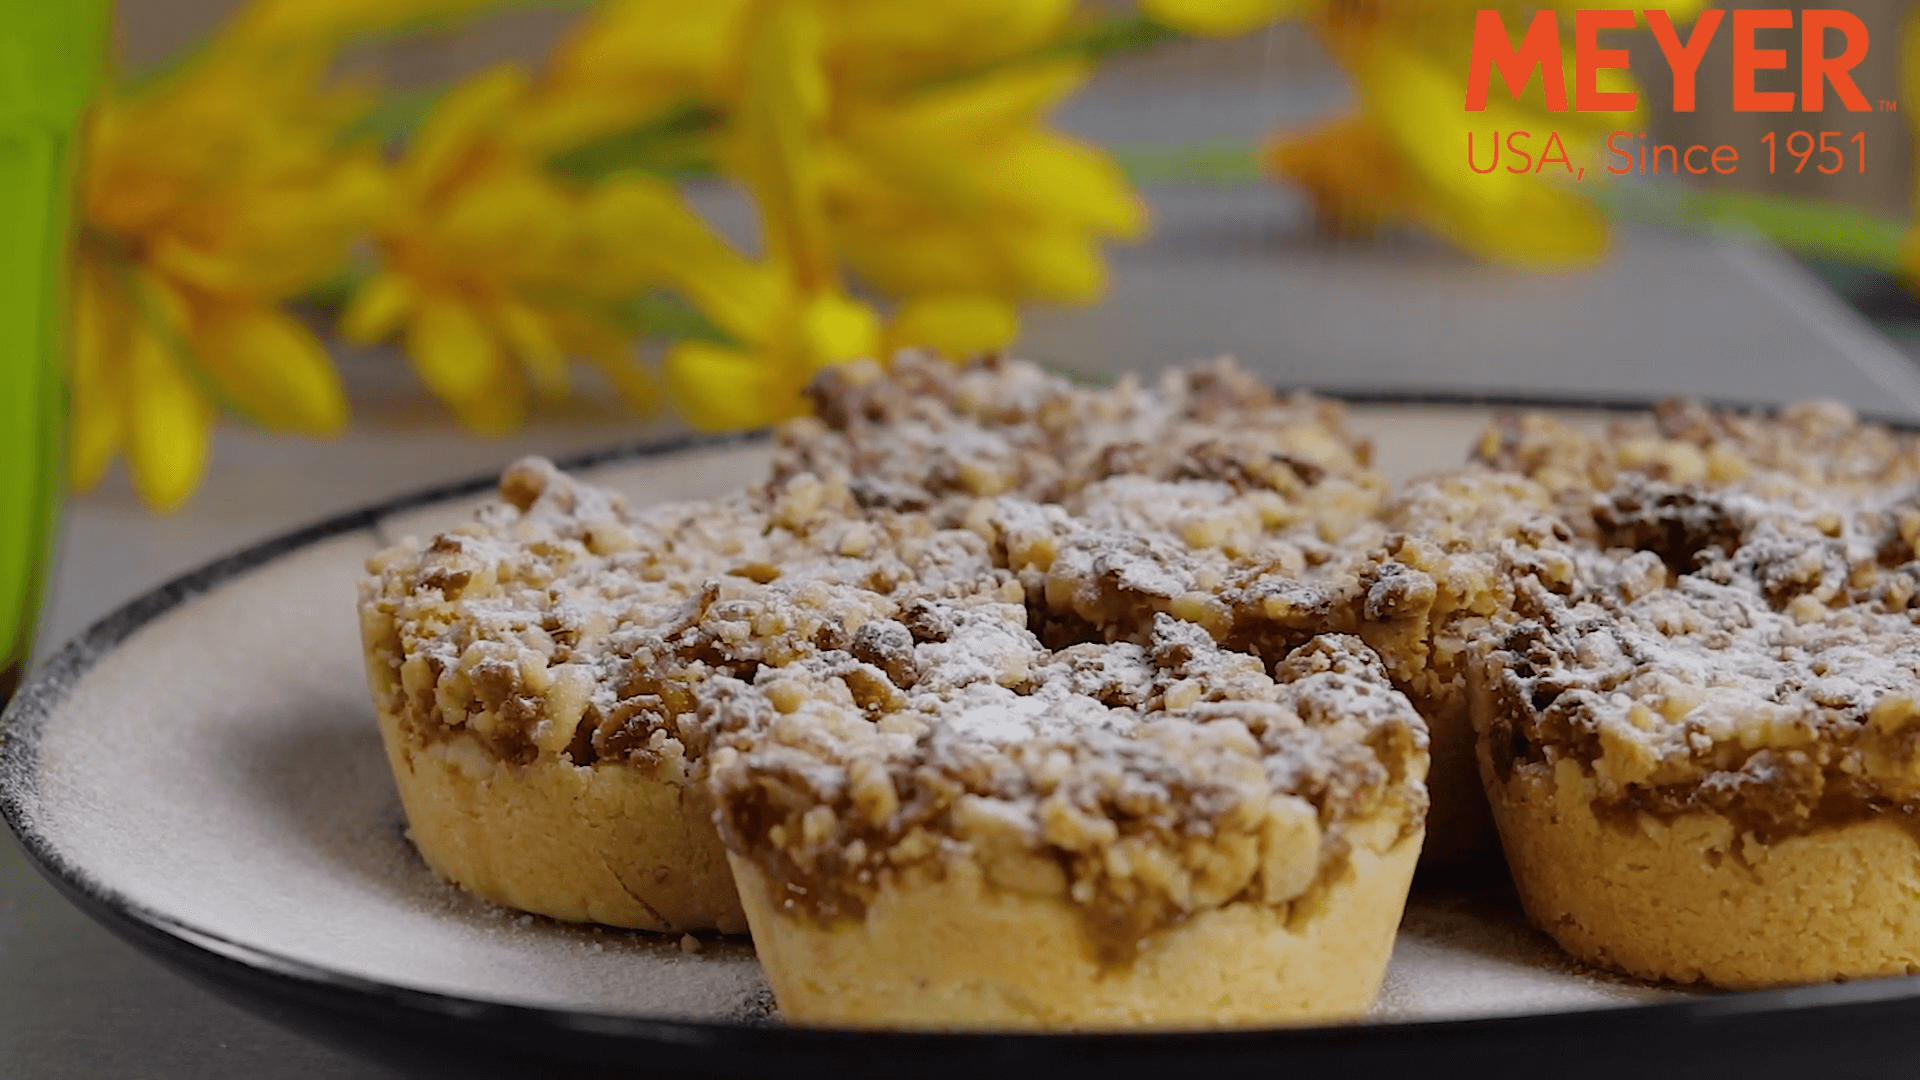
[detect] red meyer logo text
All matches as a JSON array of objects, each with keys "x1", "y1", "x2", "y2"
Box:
[{"x1": 1466, "y1": 8, "x2": 1871, "y2": 113}]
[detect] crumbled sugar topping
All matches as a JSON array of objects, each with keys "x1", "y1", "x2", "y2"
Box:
[
  {"x1": 1477, "y1": 403, "x2": 1920, "y2": 833},
  {"x1": 702, "y1": 611, "x2": 1426, "y2": 955},
  {"x1": 777, "y1": 352, "x2": 1385, "y2": 533}
]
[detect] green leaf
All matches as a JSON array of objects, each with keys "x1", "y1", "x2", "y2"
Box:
[
  {"x1": 1113, "y1": 141, "x2": 1263, "y2": 184},
  {"x1": 1044, "y1": 12, "x2": 1185, "y2": 64},
  {"x1": 547, "y1": 103, "x2": 723, "y2": 183},
  {"x1": 609, "y1": 291, "x2": 738, "y2": 346},
  {"x1": 345, "y1": 85, "x2": 449, "y2": 142}
]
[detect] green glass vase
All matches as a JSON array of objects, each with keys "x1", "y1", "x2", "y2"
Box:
[{"x1": 0, "y1": 2, "x2": 111, "y2": 704}]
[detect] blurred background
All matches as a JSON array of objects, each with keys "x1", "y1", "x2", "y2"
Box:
[{"x1": 68, "y1": 0, "x2": 1920, "y2": 534}]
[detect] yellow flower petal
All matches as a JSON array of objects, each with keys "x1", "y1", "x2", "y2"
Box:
[
  {"x1": 734, "y1": 0, "x2": 836, "y2": 290},
  {"x1": 664, "y1": 340, "x2": 798, "y2": 431},
  {"x1": 69, "y1": 258, "x2": 125, "y2": 492},
  {"x1": 124, "y1": 323, "x2": 214, "y2": 514},
  {"x1": 983, "y1": 133, "x2": 1146, "y2": 239},
  {"x1": 341, "y1": 272, "x2": 415, "y2": 345},
  {"x1": 1141, "y1": 0, "x2": 1316, "y2": 36},
  {"x1": 1422, "y1": 181, "x2": 1610, "y2": 269},
  {"x1": 824, "y1": 0, "x2": 1074, "y2": 92},
  {"x1": 435, "y1": 166, "x2": 578, "y2": 273},
  {"x1": 1321, "y1": 20, "x2": 1619, "y2": 268},
  {"x1": 148, "y1": 154, "x2": 385, "y2": 300},
  {"x1": 195, "y1": 303, "x2": 350, "y2": 435},
  {"x1": 406, "y1": 296, "x2": 525, "y2": 434},
  {"x1": 587, "y1": 178, "x2": 787, "y2": 344},
  {"x1": 402, "y1": 65, "x2": 530, "y2": 196},
  {"x1": 557, "y1": 314, "x2": 658, "y2": 413},
  {"x1": 1265, "y1": 114, "x2": 1407, "y2": 236},
  {"x1": 497, "y1": 301, "x2": 570, "y2": 400},
  {"x1": 869, "y1": 58, "x2": 1090, "y2": 139},
  {"x1": 833, "y1": 216, "x2": 1007, "y2": 298},
  {"x1": 797, "y1": 291, "x2": 880, "y2": 371},
  {"x1": 547, "y1": 0, "x2": 748, "y2": 114},
  {"x1": 998, "y1": 223, "x2": 1107, "y2": 304},
  {"x1": 887, "y1": 294, "x2": 1018, "y2": 360}
]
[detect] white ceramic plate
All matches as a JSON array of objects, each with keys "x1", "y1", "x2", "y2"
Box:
[{"x1": 8, "y1": 410, "x2": 1917, "y2": 1079}]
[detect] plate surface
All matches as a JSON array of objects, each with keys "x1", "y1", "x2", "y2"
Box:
[{"x1": 9, "y1": 409, "x2": 1920, "y2": 1079}]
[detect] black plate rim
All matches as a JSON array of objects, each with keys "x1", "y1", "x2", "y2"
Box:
[{"x1": 10, "y1": 398, "x2": 1920, "y2": 1069}]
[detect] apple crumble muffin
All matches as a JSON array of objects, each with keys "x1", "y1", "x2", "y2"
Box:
[
  {"x1": 356, "y1": 457, "x2": 939, "y2": 932},
  {"x1": 702, "y1": 601, "x2": 1427, "y2": 1026},
  {"x1": 1470, "y1": 405, "x2": 1920, "y2": 987},
  {"x1": 360, "y1": 347, "x2": 1920, "y2": 1012}
]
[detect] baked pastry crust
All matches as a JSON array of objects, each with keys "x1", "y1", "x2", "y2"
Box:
[
  {"x1": 358, "y1": 362, "x2": 1920, "y2": 1005},
  {"x1": 729, "y1": 817, "x2": 1420, "y2": 1028},
  {"x1": 1487, "y1": 755, "x2": 1920, "y2": 989},
  {"x1": 374, "y1": 709, "x2": 745, "y2": 931}
]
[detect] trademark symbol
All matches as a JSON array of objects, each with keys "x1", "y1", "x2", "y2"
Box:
[{"x1": 1880, "y1": 99, "x2": 1899, "y2": 112}]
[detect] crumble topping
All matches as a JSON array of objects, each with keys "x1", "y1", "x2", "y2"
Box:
[
  {"x1": 702, "y1": 612, "x2": 1426, "y2": 961},
  {"x1": 1475, "y1": 403, "x2": 1920, "y2": 839},
  {"x1": 357, "y1": 459, "x2": 898, "y2": 773},
  {"x1": 1475, "y1": 398, "x2": 1920, "y2": 530},
  {"x1": 777, "y1": 352, "x2": 1387, "y2": 540}
]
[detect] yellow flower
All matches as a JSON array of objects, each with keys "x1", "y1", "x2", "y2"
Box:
[
  {"x1": 548, "y1": 0, "x2": 1142, "y2": 377},
  {"x1": 1149, "y1": 0, "x2": 1697, "y2": 267},
  {"x1": 74, "y1": 20, "x2": 381, "y2": 511},
  {"x1": 544, "y1": 1, "x2": 747, "y2": 138},
  {"x1": 651, "y1": 0, "x2": 882, "y2": 430},
  {"x1": 341, "y1": 66, "x2": 664, "y2": 434},
  {"x1": 821, "y1": 54, "x2": 1146, "y2": 313},
  {"x1": 806, "y1": 0, "x2": 1145, "y2": 350}
]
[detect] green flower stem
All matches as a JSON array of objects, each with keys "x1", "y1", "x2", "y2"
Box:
[
  {"x1": 0, "y1": 0, "x2": 111, "y2": 702},
  {"x1": 1113, "y1": 142, "x2": 1263, "y2": 184},
  {"x1": 1111, "y1": 138, "x2": 1910, "y2": 272},
  {"x1": 1588, "y1": 183, "x2": 1908, "y2": 272}
]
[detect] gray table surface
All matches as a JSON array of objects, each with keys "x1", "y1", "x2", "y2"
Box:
[{"x1": 12, "y1": 38, "x2": 1920, "y2": 1073}]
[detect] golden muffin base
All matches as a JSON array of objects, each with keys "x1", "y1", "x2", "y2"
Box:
[
  {"x1": 375, "y1": 710, "x2": 747, "y2": 933},
  {"x1": 729, "y1": 824, "x2": 1422, "y2": 1029},
  {"x1": 1489, "y1": 756, "x2": 1920, "y2": 989}
]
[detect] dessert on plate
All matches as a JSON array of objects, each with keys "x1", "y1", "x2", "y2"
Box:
[
  {"x1": 702, "y1": 594, "x2": 1426, "y2": 1027},
  {"x1": 358, "y1": 346, "x2": 1920, "y2": 1016},
  {"x1": 358, "y1": 460, "x2": 769, "y2": 931},
  {"x1": 1470, "y1": 402, "x2": 1920, "y2": 987},
  {"x1": 356, "y1": 353, "x2": 1439, "y2": 1026}
]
